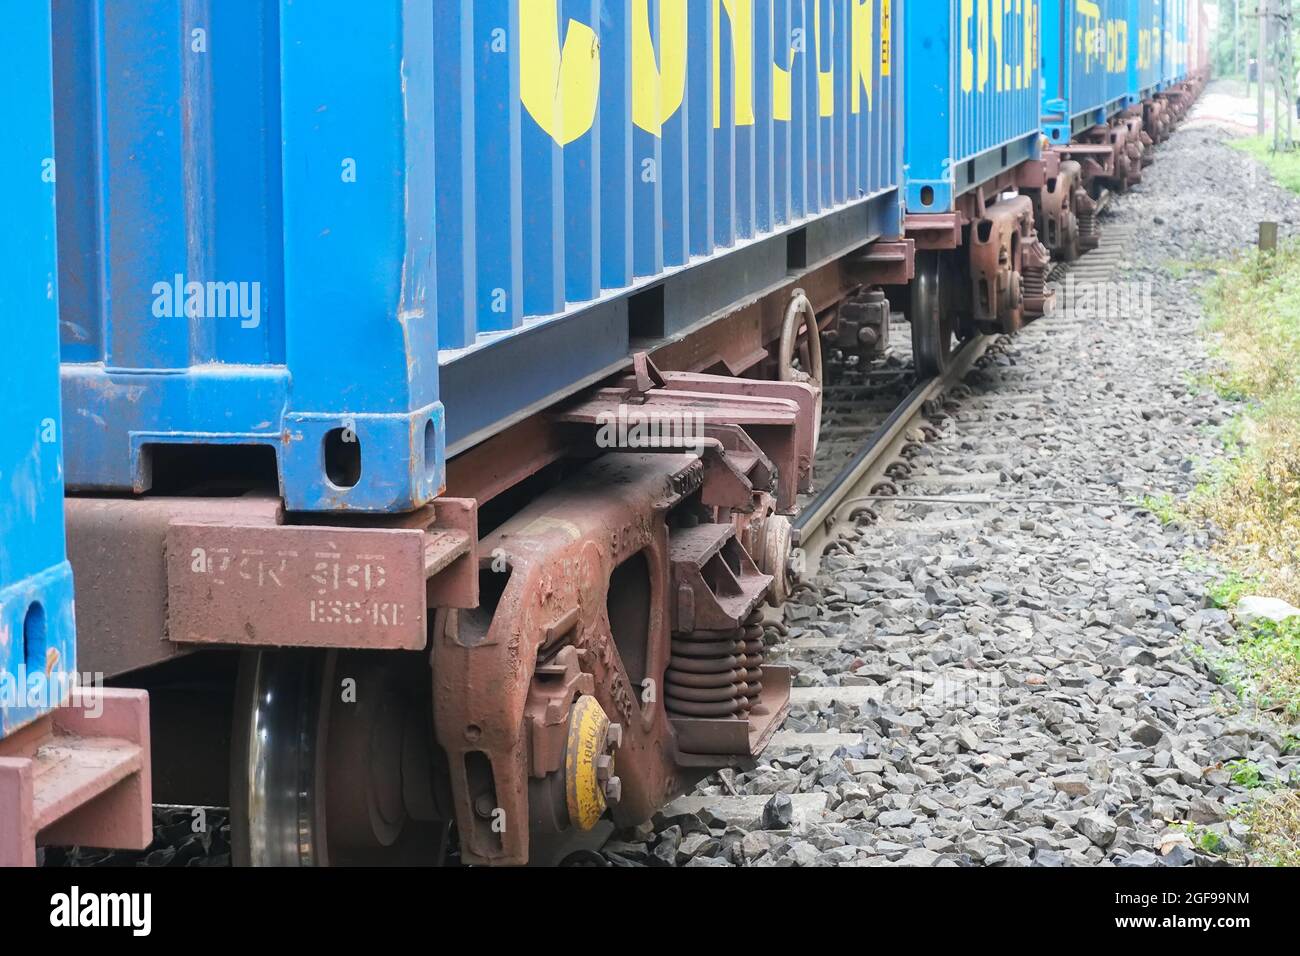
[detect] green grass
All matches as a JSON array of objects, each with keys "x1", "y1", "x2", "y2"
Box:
[
  {"x1": 1227, "y1": 759, "x2": 1265, "y2": 790},
  {"x1": 1202, "y1": 617, "x2": 1300, "y2": 721},
  {"x1": 1136, "y1": 492, "x2": 1181, "y2": 526},
  {"x1": 1163, "y1": 257, "x2": 1222, "y2": 278},
  {"x1": 1189, "y1": 233, "x2": 1300, "y2": 866},
  {"x1": 1190, "y1": 241, "x2": 1300, "y2": 606},
  {"x1": 1234, "y1": 791, "x2": 1300, "y2": 866},
  {"x1": 1231, "y1": 135, "x2": 1300, "y2": 195},
  {"x1": 1207, "y1": 572, "x2": 1265, "y2": 610}
]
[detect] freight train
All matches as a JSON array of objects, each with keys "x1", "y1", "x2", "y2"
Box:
[{"x1": 1, "y1": 0, "x2": 1208, "y2": 866}]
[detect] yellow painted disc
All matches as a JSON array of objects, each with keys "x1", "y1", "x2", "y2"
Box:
[{"x1": 564, "y1": 694, "x2": 610, "y2": 831}]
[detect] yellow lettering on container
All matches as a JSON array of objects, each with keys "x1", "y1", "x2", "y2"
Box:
[
  {"x1": 1077, "y1": 0, "x2": 1101, "y2": 74},
  {"x1": 519, "y1": 0, "x2": 601, "y2": 146},
  {"x1": 1021, "y1": 0, "x2": 1033, "y2": 89},
  {"x1": 978, "y1": 0, "x2": 990, "y2": 92},
  {"x1": 813, "y1": 0, "x2": 834, "y2": 117},
  {"x1": 632, "y1": 0, "x2": 687, "y2": 135},
  {"x1": 992, "y1": 0, "x2": 1004, "y2": 92},
  {"x1": 774, "y1": 52, "x2": 793, "y2": 122},
  {"x1": 850, "y1": 0, "x2": 874, "y2": 112},
  {"x1": 880, "y1": 0, "x2": 891, "y2": 76},
  {"x1": 713, "y1": 0, "x2": 755, "y2": 128},
  {"x1": 961, "y1": 0, "x2": 974, "y2": 92}
]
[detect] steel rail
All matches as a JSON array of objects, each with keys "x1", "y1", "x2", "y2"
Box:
[{"x1": 793, "y1": 333, "x2": 994, "y2": 549}]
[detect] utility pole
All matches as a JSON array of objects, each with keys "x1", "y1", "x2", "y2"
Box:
[{"x1": 1271, "y1": 0, "x2": 1280, "y2": 149}]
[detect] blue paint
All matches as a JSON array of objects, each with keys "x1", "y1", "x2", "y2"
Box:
[
  {"x1": 53, "y1": 0, "x2": 443, "y2": 513},
  {"x1": 1040, "y1": 0, "x2": 1141, "y2": 144},
  {"x1": 1127, "y1": 0, "x2": 1163, "y2": 105},
  {"x1": 1, "y1": 1, "x2": 77, "y2": 737},
  {"x1": 904, "y1": 0, "x2": 1043, "y2": 214},
  {"x1": 1161, "y1": 0, "x2": 1189, "y2": 87}
]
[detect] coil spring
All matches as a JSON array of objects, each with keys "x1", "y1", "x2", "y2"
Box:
[
  {"x1": 1079, "y1": 207, "x2": 1100, "y2": 249},
  {"x1": 1022, "y1": 263, "x2": 1046, "y2": 302},
  {"x1": 665, "y1": 611, "x2": 765, "y2": 719}
]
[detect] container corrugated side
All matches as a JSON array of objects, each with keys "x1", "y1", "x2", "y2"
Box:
[
  {"x1": 1041, "y1": 0, "x2": 1130, "y2": 143},
  {"x1": 1127, "y1": 0, "x2": 1162, "y2": 101},
  {"x1": 1161, "y1": 0, "x2": 1188, "y2": 84},
  {"x1": 437, "y1": 0, "x2": 904, "y2": 453},
  {"x1": 1, "y1": 0, "x2": 77, "y2": 737},
  {"x1": 904, "y1": 0, "x2": 1042, "y2": 213}
]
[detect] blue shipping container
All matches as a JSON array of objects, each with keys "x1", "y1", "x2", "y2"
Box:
[
  {"x1": 1127, "y1": 0, "x2": 1162, "y2": 102},
  {"x1": 54, "y1": 0, "x2": 903, "y2": 512},
  {"x1": 1, "y1": 0, "x2": 77, "y2": 737},
  {"x1": 1041, "y1": 0, "x2": 1131, "y2": 143},
  {"x1": 1162, "y1": 0, "x2": 1188, "y2": 86},
  {"x1": 55, "y1": 0, "x2": 442, "y2": 514},
  {"x1": 904, "y1": 0, "x2": 1043, "y2": 214}
]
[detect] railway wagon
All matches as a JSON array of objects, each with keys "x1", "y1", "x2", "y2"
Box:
[
  {"x1": 0, "y1": 0, "x2": 150, "y2": 866},
  {"x1": 50, "y1": 0, "x2": 909, "y2": 867},
  {"x1": 900, "y1": 0, "x2": 1059, "y2": 377},
  {"x1": 28, "y1": 0, "x2": 1203, "y2": 869},
  {"x1": 1153, "y1": 0, "x2": 1204, "y2": 132},
  {"x1": 1189, "y1": 0, "x2": 1210, "y2": 83},
  {"x1": 55, "y1": 0, "x2": 902, "y2": 512},
  {"x1": 1041, "y1": 0, "x2": 1130, "y2": 144}
]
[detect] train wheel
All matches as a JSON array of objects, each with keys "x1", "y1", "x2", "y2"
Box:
[
  {"x1": 1059, "y1": 211, "x2": 1082, "y2": 263},
  {"x1": 230, "y1": 648, "x2": 448, "y2": 866},
  {"x1": 910, "y1": 251, "x2": 957, "y2": 377},
  {"x1": 778, "y1": 288, "x2": 825, "y2": 451}
]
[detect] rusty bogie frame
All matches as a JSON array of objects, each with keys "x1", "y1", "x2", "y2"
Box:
[
  {"x1": 431, "y1": 426, "x2": 802, "y2": 864},
  {"x1": 968, "y1": 195, "x2": 1052, "y2": 334},
  {"x1": 423, "y1": 345, "x2": 825, "y2": 865},
  {"x1": 1023, "y1": 151, "x2": 1090, "y2": 263},
  {"x1": 0, "y1": 690, "x2": 152, "y2": 866},
  {"x1": 58, "y1": 235, "x2": 864, "y2": 867}
]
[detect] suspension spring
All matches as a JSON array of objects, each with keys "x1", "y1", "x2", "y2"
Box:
[{"x1": 664, "y1": 611, "x2": 766, "y2": 719}]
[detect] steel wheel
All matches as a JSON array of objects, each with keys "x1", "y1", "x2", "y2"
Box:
[
  {"x1": 777, "y1": 288, "x2": 825, "y2": 452},
  {"x1": 231, "y1": 648, "x2": 448, "y2": 866},
  {"x1": 910, "y1": 251, "x2": 957, "y2": 377},
  {"x1": 1060, "y1": 218, "x2": 1082, "y2": 263}
]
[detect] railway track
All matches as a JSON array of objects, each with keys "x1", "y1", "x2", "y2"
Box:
[
  {"x1": 798, "y1": 201, "x2": 1124, "y2": 567},
  {"x1": 627, "y1": 218, "x2": 1143, "y2": 852}
]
